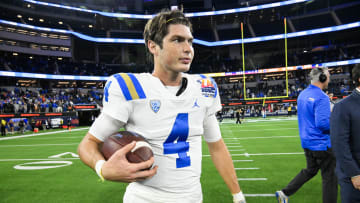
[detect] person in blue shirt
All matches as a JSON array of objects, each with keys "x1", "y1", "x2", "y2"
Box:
[
  {"x1": 276, "y1": 67, "x2": 338, "y2": 203},
  {"x1": 331, "y1": 64, "x2": 360, "y2": 203}
]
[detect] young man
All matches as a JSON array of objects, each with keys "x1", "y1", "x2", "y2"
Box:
[
  {"x1": 331, "y1": 64, "x2": 360, "y2": 203},
  {"x1": 78, "y1": 9, "x2": 246, "y2": 203},
  {"x1": 276, "y1": 67, "x2": 338, "y2": 203}
]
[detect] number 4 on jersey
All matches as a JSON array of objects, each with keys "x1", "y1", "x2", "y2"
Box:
[{"x1": 163, "y1": 113, "x2": 191, "y2": 168}]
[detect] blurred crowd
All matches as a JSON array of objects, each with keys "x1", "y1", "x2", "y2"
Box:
[
  {"x1": 0, "y1": 87, "x2": 102, "y2": 114},
  {"x1": 1, "y1": 44, "x2": 359, "y2": 76}
]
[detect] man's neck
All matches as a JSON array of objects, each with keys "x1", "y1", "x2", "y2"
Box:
[
  {"x1": 152, "y1": 69, "x2": 182, "y2": 86},
  {"x1": 311, "y1": 82, "x2": 324, "y2": 90}
]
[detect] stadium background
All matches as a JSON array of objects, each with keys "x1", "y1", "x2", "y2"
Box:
[{"x1": 0, "y1": 0, "x2": 359, "y2": 202}]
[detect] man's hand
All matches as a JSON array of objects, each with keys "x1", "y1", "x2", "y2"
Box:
[
  {"x1": 233, "y1": 191, "x2": 246, "y2": 203},
  {"x1": 101, "y1": 141, "x2": 158, "y2": 182},
  {"x1": 351, "y1": 176, "x2": 360, "y2": 190}
]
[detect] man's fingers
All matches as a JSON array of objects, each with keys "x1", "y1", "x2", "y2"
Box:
[
  {"x1": 111, "y1": 141, "x2": 136, "y2": 159},
  {"x1": 132, "y1": 157, "x2": 155, "y2": 171},
  {"x1": 134, "y1": 165, "x2": 158, "y2": 179}
]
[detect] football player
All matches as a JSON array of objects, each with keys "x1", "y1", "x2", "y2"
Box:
[{"x1": 78, "y1": 9, "x2": 246, "y2": 203}]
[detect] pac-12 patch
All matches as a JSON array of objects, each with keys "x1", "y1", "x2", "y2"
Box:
[
  {"x1": 150, "y1": 100, "x2": 161, "y2": 113},
  {"x1": 200, "y1": 79, "x2": 216, "y2": 98}
]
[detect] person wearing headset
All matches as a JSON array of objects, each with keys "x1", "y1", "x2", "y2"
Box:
[{"x1": 276, "y1": 67, "x2": 338, "y2": 203}]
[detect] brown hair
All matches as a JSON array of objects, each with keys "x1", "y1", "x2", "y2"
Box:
[{"x1": 143, "y1": 9, "x2": 192, "y2": 63}]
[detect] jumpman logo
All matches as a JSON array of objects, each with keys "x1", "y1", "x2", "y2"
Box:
[{"x1": 192, "y1": 99, "x2": 200, "y2": 108}]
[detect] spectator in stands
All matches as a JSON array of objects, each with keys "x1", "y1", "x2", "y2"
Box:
[
  {"x1": 331, "y1": 64, "x2": 360, "y2": 202},
  {"x1": 276, "y1": 67, "x2": 337, "y2": 203}
]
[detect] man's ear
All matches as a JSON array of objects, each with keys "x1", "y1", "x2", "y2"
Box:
[{"x1": 147, "y1": 40, "x2": 157, "y2": 55}]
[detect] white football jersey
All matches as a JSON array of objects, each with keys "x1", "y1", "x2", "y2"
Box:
[{"x1": 101, "y1": 73, "x2": 222, "y2": 197}]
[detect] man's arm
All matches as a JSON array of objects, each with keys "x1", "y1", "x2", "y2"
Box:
[
  {"x1": 77, "y1": 113, "x2": 157, "y2": 182},
  {"x1": 203, "y1": 114, "x2": 245, "y2": 202},
  {"x1": 78, "y1": 132, "x2": 156, "y2": 182},
  {"x1": 207, "y1": 139, "x2": 241, "y2": 194},
  {"x1": 315, "y1": 96, "x2": 331, "y2": 133}
]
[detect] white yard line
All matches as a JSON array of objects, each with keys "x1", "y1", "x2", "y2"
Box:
[
  {"x1": 229, "y1": 149, "x2": 245, "y2": 152},
  {"x1": 223, "y1": 136, "x2": 297, "y2": 140},
  {"x1": 233, "y1": 152, "x2": 304, "y2": 157},
  {"x1": 233, "y1": 160, "x2": 253, "y2": 162},
  {"x1": 19, "y1": 136, "x2": 83, "y2": 140},
  {"x1": 235, "y1": 168, "x2": 259, "y2": 170},
  {"x1": 203, "y1": 152, "x2": 303, "y2": 157},
  {"x1": 245, "y1": 194, "x2": 275, "y2": 197},
  {"x1": 242, "y1": 124, "x2": 295, "y2": 127},
  {"x1": 0, "y1": 127, "x2": 89, "y2": 141},
  {"x1": 0, "y1": 158, "x2": 80, "y2": 162},
  {"x1": 235, "y1": 128, "x2": 297, "y2": 131},
  {"x1": 0, "y1": 143, "x2": 79, "y2": 147},
  {"x1": 227, "y1": 146, "x2": 243, "y2": 148},
  {"x1": 238, "y1": 178, "x2": 267, "y2": 181}
]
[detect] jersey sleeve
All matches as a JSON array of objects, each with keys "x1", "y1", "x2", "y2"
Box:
[
  {"x1": 203, "y1": 114, "x2": 222, "y2": 142},
  {"x1": 102, "y1": 74, "x2": 132, "y2": 123},
  {"x1": 204, "y1": 76, "x2": 222, "y2": 116},
  {"x1": 89, "y1": 113, "x2": 125, "y2": 142}
]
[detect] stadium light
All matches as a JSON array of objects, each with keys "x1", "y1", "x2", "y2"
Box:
[
  {"x1": 0, "y1": 19, "x2": 359, "y2": 46},
  {"x1": 23, "y1": 0, "x2": 310, "y2": 19}
]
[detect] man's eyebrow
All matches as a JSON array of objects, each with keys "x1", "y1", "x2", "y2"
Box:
[{"x1": 170, "y1": 35, "x2": 194, "y2": 40}]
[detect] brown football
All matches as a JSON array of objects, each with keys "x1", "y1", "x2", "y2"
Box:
[{"x1": 101, "y1": 131, "x2": 153, "y2": 164}]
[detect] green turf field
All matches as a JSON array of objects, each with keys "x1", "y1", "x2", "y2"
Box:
[{"x1": 0, "y1": 117, "x2": 340, "y2": 202}]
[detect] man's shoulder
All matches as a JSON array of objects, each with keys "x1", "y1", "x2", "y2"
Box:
[
  {"x1": 109, "y1": 72, "x2": 150, "y2": 81},
  {"x1": 300, "y1": 86, "x2": 326, "y2": 98},
  {"x1": 335, "y1": 93, "x2": 358, "y2": 108},
  {"x1": 106, "y1": 73, "x2": 150, "y2": 101}
]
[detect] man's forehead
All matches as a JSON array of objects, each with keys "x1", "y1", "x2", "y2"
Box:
[{"x1": 166, "y1": 24, "x2": 193, "y2": 38}]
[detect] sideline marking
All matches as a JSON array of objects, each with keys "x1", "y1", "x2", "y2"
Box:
[{"x1": 0, "y1": 127, "x2": 89, "y2": 141}]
